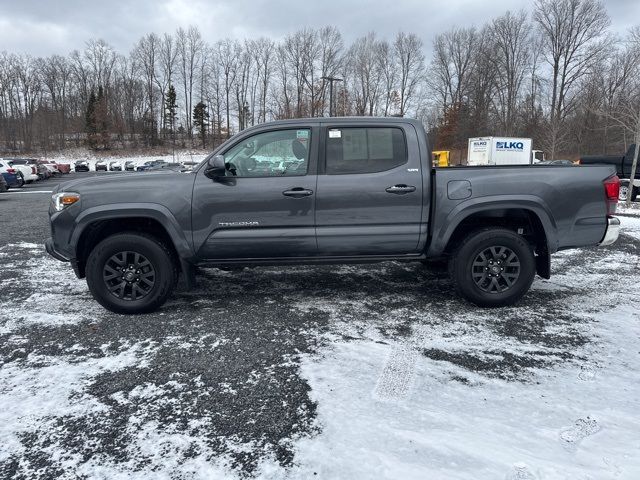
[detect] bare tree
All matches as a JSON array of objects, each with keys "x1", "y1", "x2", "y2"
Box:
[
  {"x1": 377, "y1": 40, "x2": 398, "y2": 116},
  {"x1": 394, "y1": 32, "x2": 425, "y2": 117},
  {"x1": 490, "y1": 10, "x2": 530, "y2": 135},
  {"x1": 177, "y1": 26, "x2": 204, "y2": 141},
  {"x1": 217, "y1": 39, "x2": 238, "y2": 136},
  {"x1": 429, "y1": 27, "x2": 478, "y2": 113},
  {"x1": 534, "y1": 0, "x2": 610, "y2": 124},
  {"x1": 348, "y1": 33, "x2": 382, "y2": 116}
]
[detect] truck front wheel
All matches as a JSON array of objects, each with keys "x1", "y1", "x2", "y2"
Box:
[
  {"x1": 449, "y1": 228, "x2": 535, "y2": 307},
  {"x1": 85, "y1": 232, "x2": 178, "y2": 314}
]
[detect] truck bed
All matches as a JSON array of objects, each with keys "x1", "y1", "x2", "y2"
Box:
[{"x1": 429, "y1": 164, "x2": 617, "y2": 256}]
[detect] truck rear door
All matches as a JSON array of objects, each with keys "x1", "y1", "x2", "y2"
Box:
[{"x1": 315, "y1": 122, "x2": 424, "y2": 255}]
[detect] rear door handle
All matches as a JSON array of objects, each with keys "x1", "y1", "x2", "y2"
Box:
[
  {"x1": 385, "y1": 184, "x2": 416, "y2": 194},
  {"x1": 283, "y1": 187, "x2": 314, "y2": 198}
]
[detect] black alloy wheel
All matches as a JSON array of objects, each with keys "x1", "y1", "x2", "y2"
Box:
[
  {"x1": 471, "y1": 246, "x2": 521, "y2": 293},
  {"x1": 103, "y1": 251, "x2": 156, "y2": 301},
  {"x1": 449, "y1": 228, "x2": 535, "y2": 307},
  {"x1": 86, "y1": 232, "x2": 178, "y2": 314}
]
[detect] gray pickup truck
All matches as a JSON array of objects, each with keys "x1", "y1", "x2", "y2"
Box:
[{"x1": 46, "y1": 117, "x2": 621, "y2": 314}]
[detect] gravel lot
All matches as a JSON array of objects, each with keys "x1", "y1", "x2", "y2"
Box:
[{"x1": 1, "y1": 173, "x2": 639, "y2": 479}]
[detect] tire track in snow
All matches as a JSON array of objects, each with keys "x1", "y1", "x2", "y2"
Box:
[{"x1": 373, "y1": 344, "x2": 417, "y2": 401}]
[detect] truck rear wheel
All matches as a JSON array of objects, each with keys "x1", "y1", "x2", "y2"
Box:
[
  {"x1": 449, "y1": 228, "x2": 535, "y2": 307},
  {"x1": 85, "y1": 232, "x2": 178, "y2": 314}
]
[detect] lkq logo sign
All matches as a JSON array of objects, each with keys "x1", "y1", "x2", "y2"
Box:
[{"x1": 496, "y1": 141, "x2": 524, "y2": 151}]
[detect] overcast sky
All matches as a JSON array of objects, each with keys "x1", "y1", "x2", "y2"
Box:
[{"x1": 0, "y1": 0, "x2": 638, "y2": 57}]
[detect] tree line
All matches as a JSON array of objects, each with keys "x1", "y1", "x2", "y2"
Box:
[{"x1": 0, "y1": 0, "x2": 638, "y2": 159}]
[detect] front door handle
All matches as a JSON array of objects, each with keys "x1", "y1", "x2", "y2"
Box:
[
  {"x1": 385, "y1": 184, "x2": 416, "y2": 194},
  {"x1": 283, "y1": 187, "x2": 314, "y2": 198}
]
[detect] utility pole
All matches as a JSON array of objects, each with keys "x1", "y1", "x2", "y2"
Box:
[{"x1": 322, "y1": 76, "x2": 343, "y2": 117}]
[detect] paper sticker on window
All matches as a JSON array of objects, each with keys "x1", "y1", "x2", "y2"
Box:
[
  {"x1": 296, "y1": 130, "x2": 309, "y2": 139},
  {"x1": 328, "y1": 129, "x2": 341, "y2": 139}
]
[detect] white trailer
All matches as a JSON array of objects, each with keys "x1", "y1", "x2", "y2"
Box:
[{"x1": 467, "y1": 137, "x2": 533, "y2": 166}]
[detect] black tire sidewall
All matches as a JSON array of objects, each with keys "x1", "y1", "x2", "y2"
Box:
[
  {"x1": 452, "y1": 229, "x2": 535, "y2": 307},
  {"x1": 86, "y1": 233, "x2": 175, "y2": 314}
]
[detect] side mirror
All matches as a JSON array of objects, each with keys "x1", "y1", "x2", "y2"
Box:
[{"x1": 205, "y1": 155, "x2": 226, "y2": 179}]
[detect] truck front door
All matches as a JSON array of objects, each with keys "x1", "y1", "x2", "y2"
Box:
[
  {"x1": 191, "y1": 126, "x2": 319, "y2": 259},
  {"x1": 315, "y1": 123, "x2": 425, "y2": 255}
]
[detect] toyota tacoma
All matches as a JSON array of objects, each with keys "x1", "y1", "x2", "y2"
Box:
[{"x1": 46, "y1": 117, "x2": 621, "y2": 314}]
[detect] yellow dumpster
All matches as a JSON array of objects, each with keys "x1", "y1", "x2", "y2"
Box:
[{"x1": 432, "y1": 150, "x2": 450, "y2": 167}]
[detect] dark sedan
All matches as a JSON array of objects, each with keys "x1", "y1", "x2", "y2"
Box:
[
  {"x1": 136, "y1": 160, "x2": 167, "y2": 171},
  {"x1": 75, "y1": 161, "x2": 90, "y2": 172}
]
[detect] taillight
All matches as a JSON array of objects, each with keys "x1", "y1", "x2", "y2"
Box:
[
  {"x1": 6, "y1": 168, "x2": 16, "y2": 174},
  {"x1": 603, "y1": 175, "x2": 619, "y2": 215},
  {"x1": 31, "y1": 166, "x2": 37, "y2": 174}
]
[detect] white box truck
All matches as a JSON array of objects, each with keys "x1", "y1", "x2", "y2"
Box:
[{"x1": 467, "y1": 137, "x2": 533, "y2": 166}]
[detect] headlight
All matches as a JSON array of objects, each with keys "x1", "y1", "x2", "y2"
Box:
[{"x1": 52, "y1": 192, "x2": 80, "y2": 211}]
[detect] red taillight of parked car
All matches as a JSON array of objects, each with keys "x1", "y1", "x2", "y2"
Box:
[
  {"x1": 603, "y1": 175, "x2": 620, "y2": 215},
  {"x1": 31, "y1": 166, "x2": 37, "y2": 174},
  {"x1": 6, "y1": 168, "x2": 17, "y2": 174}
]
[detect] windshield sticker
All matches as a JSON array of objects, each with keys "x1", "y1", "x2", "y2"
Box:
[
  {"x1": 328, "y1": 129, "x2": 341, "y2": 139},
  {"x1": 296, "y1": 130, "x2": 309, "y2": 139}
]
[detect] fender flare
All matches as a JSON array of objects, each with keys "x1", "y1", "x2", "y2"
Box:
[
  {"x1": 71, "y1": 203, "x2": 194, "y2": 259},
  {"x1": 427, "y1": 195, "x2": 558, "y2": 257}
]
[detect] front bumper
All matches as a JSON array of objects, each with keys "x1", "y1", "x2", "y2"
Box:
[
  {"x1": 599, "y1": 216, "x2": 620, "y2": 246},
  {"x1": 45, "y1": 237, "x2": 69, "y2": 262}
]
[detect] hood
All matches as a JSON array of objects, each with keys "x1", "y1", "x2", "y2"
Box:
[{"x1": 58, "y1": 170, "x2": 189, "y2": 193}]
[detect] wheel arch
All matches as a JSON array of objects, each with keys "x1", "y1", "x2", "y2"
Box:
[
  {"x1": 428, "y1": 197, "x2": 557, "y2": 278},
  {"x1": 72, "y1": 204, "x2": 193, "y2": 278}
]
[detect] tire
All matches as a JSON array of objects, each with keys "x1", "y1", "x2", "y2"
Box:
[
  {"x1": 449, "y1": 228, "x2": 535, "y2": 308},
  {"x1": 619, "y1": 181, "x2": 630, "y2": 201},
  {"x1": 632, "y1": 186, "x2": 639, "y2": 202},
  {"x1": 15, "y1": 172, "x2": 25, "y2": 188},
  {"x1": 85, "y1": 232, "x2": 178, "y2": 314}
]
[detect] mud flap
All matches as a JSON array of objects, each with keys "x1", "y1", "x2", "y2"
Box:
[
  {"x1": 180, "y1": 258, "x2": 197, "y2": 289},
  {"x1": 535, "y1": 250, "x2": 550, "y2": 279}
]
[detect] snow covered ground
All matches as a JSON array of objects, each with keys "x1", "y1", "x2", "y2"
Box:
[{"x1": 0, "y1": 202, "x2": 639, "y2": 479}]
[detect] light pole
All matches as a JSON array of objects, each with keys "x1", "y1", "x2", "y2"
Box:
[{"x1": 322, "y1": 76, "x2": 343, "y2": 117}]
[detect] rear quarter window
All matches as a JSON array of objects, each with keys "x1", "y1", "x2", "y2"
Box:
[{"x1": 326, "y1": 127, "x2": 407, "y2": 174}]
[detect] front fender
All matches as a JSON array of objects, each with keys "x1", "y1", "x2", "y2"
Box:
[
  {"x1": 427, "y1": 195, "x2": 558, "y2": 256},
  {"x1": 71, "y1": 203, "x2": 194, "y2": 259}
]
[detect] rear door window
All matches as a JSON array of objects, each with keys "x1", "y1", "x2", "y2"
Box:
[{"x1": 325, "y1": 127, "x2": 407, "y2": 174}]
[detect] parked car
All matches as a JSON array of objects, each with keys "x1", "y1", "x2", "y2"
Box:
[
  {"x1": 109, "y1": 161, "x2": 122, "y2": 171},
  {"x1": 180, "y1": 161, "x2": 199, "y2": 172},
  {"x1": 5, "y1": 159, "x2": 39, "y2": 183},
  {"x1": 136, "y1": 160, "x2": 166, "y2": 171},
  {"x1": 0, "y1": 173, "x2": 7, "y2": 192},
  {"x1": 147, "y1": 162, "x2": 181, "y2": 171},
  {"x1": 46, "y1": 117, "x2": 622, "y2": 314},
  {"x1": 95, "y1": 161, "x2": 108, "y2": 172},
  {"x1": 75, "y1": 160, "x2": 90, "y2": 172},
  {"x1": 38, "y1": 160, "x2": 60, "y2": 176},
  {"x1": 56, "y1": 162, "x2": 71, "y2": 174},
  {"x1": 124, "y1": 161, "x2": 136, "y2": 171},
  {"x1": 0, "y1": 161, "x2": 24, "y2": 188},
  {"x1": 15, "y1": 158, "x2": 51, "y2": 179}
]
